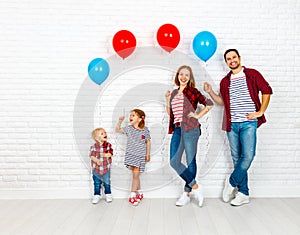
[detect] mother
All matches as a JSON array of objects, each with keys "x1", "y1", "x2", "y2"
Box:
[{"x1": 165, "y1": 65, "x2": 212, "y2": 207}]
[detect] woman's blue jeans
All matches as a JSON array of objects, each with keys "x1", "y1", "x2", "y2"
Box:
[
  {"x1": 170, "y1": 126, "x2": 200, "y2": 192},
  {"x1": 92, "y1": 171, "x2": 111, "y2": 195},
  {"x1": 227, "y1": 121, "x2": 257, "y2": 196}
]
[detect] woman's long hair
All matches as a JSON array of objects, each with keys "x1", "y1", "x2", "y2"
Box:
[{"x1": 174, "y1": 65, "x2": 196, "y2": 88}]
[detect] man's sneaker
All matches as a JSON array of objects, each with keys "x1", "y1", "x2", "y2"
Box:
[
  {"x1": 223, "y1": 176, "x2": 235, "y2": 202},
  {"x1": 193, "y1": 185, "x2": 204, "y2": 207},
  {"x1": 230, "y1": 192, "x2": 250, "y2": 206},
  {"x1": 136, "y1": 193, "x2": 143, "y2": 202},
  {"x1": 105, "y1": 194, "x2": 113, "y2": 203},
  {"x1": 129, "y1": 197, "x2": 139, "y2": 206},
  {"x1": 92, "y1": 195, "x2": 102, "y2": 204},
  {"x1": 175, "y1": 192, "x2": 190, "y2": 207}
]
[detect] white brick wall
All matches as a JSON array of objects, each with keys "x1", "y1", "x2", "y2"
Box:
[{"x1": 0, "y1": 0, "x2": 299, "y2": 199}]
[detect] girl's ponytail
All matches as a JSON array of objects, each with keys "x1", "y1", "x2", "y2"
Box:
[{"x1": 132, "y1": 109, "x2": 146, "y2": 129}]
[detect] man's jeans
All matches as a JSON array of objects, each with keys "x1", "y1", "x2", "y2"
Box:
[
  {"x1": 227, "y1": 121, "x2": 257, "y2": 196},
  {"x1": 92, "y1": 171, "x2": 111, "y2": 195},
  {"x1": 170, "y1": 126, "x2": 201, "y2": 192}
]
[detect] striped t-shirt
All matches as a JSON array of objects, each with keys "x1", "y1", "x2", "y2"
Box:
[
  {"x1": 229, "y1": 70, "x2": 256, "y2": 122},
  {"x1": 171, "y1": 92, "x2": 184, "y2": 123}
]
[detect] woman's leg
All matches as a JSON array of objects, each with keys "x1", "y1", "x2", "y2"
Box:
[
  {"x1": 170, "y1": 126, "x2": 195, "y2": 191},
  {"x1": 170, "y1": 127, "x2": 184, "y2": 174},
  {"x1": 182, "y1": 126, "x2": 201, "y2": 192}
]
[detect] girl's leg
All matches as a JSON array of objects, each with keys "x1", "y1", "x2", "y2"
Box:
[
  {"x1": 128, "y1": 167, "x2": 140, "y2": 206},
  {"x1": 131, "y1": 167, "x2": 140, "y2": 193}
]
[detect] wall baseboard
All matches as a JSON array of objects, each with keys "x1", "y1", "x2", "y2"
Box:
[{"x1": 1, "y1": 186, "x2": 300, "y2": 199}]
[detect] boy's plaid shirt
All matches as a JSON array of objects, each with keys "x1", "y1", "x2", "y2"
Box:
[{"x1": 89, "y1": 141, "x2": 113, "y2": 175}]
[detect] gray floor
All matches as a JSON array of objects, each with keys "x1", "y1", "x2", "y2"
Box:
[{"x1": 0, "y1": 198, "x2": 299, "y2": 235}]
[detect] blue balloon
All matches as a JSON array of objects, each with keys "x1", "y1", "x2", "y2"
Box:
[
  {"x1": 192, "y1": 31, "x2": 217, "y2": 62},
  {"x1": 88, "y1": 58, "x2": 110, "y2": 85}
]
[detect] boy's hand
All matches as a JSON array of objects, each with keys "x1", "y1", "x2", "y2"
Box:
[
  {"x1": 146, "y1": 155, "x2": 150, "y2": 162},
  {"x1": 119, "y1": 116, "x2": 125, "y2": 122}
]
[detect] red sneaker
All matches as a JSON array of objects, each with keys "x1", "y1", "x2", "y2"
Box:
[
  {"x1": 129, "y1": 197, "x2": 139, "y2": 206},
  {"x1": 136, "y1": 193, "x2": 144, "y2": 202}
]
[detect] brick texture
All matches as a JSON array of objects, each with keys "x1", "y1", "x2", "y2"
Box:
[{"x1": 0, "y1": 0, "x2": 299, "y2": 198}]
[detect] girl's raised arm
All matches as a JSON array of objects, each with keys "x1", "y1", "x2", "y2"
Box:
[{"x1": 116, "y1": 116, "x2": 125, "y2": 133}]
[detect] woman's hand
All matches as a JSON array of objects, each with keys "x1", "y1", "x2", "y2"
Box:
[
  {"x1": 165, "y1": 90, "x2": 171, "y2": 100},
  {"x1": 188, "y1": 112, "x2": 198, "y2": 119},
  {"x1": 165, "y1": 90, "x2": 171, "y2": 116}
]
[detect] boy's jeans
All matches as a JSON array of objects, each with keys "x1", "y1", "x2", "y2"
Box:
[{"x1": 92, "y1": 171, "x2": 111, "y2": 195}]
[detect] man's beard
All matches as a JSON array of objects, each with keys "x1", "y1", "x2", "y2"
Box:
[{"x1": 229, "y1": 63, "x2": 240, "y2": 70}]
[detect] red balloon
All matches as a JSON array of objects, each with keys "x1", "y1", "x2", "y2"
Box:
[
  {"x1": 156, "y1": 24, "x2": 180, "y2": 53},
  {"x1": 112, "y1": 30, "x2": 136, "y2": 59}
]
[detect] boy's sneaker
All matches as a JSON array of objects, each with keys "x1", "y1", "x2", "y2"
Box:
[
  {"x1": 230, "y1": 192, "x2": 250, "y2": 206},
  {"x1": 175, "y1": 192, "x2": 190, "y2": 206},
  {"x1": 129, "y1": 197, "x2": 139, "y2": 206},
  {"x1": 92, "y1": 195, "x2": 102, "y2": 204},
  {"x1": 136, "y1": 193, "x2": 144, "y2": 202},
  {"x1": 223, "y1": 176, "x2": 235, "y2": 202},
  {"x1": 105, "y1": 194, "x2": 113, "y2": 203}
]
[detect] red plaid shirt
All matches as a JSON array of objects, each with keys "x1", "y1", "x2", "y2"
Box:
[
  {"x1": 220, "y1": 67, "x2": 273, "y2": 132},
  {"x1": 89, "y1": 141, "x2": 113, "y2": 175},
  {"x1": 168, "y1": 86, "x2": 211, "y2": 134}
]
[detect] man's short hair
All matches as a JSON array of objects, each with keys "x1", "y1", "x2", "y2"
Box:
[{"x1": 224, "y1": 49, "x2": 240, "y2": 61}]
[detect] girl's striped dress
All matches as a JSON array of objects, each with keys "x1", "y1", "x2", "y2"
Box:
[{"x1": 122, "y1": 125, "x2": 151, "y2": 172}]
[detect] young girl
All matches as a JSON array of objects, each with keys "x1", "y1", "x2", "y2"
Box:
[
  {"x1": 165, "y1": 65, "x2": 213, "y2": 207},
  {"x1": 89, "y1": 127, "x2": 113, "y2": 204},
  {"x1": 116, "y1": 109, "x2": 151, "y2": 206}
]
